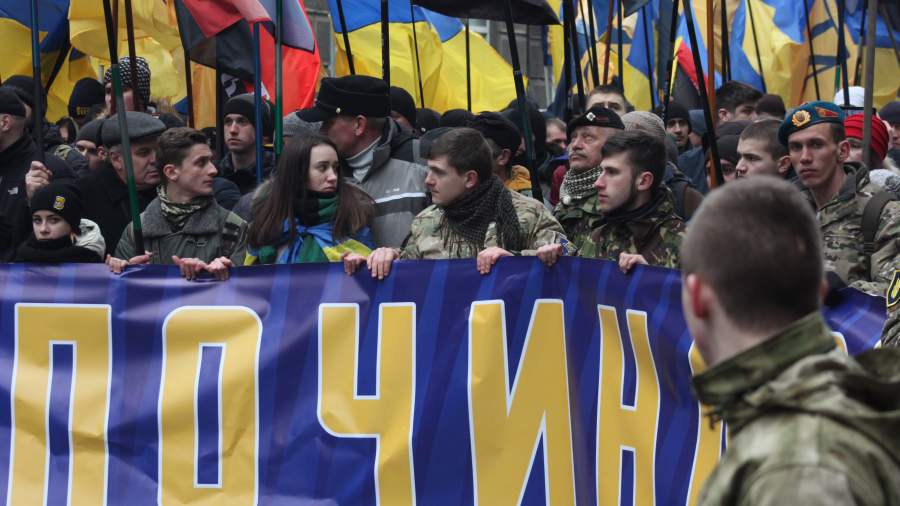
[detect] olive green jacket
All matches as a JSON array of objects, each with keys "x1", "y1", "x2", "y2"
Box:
[{"x1": 694, "y1": 313, "x2": 900, "y2": 505}]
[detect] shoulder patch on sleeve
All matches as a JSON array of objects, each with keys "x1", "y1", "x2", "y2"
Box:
[{"x1": 887, "y1": 271, "x2": 900, "y2": 308}]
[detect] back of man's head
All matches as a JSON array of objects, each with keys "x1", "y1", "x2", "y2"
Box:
[
  {"x1": 468, "y1": 112, "x2": 522, "y2": 163},
  {"x1": 600, "y1": 130, "x2": 666, "y2": 191},
  {"x1": 682, "y1": 177, "x2": 822, "y2": 334},
  {"x1": 739, "y1": 119, "x2": 788, "y2": 160},
  {"x1": 428, "y1": 128, "x2": 493, "y2": 182},
  {"x1": 715, "y1": 81, "x2": 763, "y2": 114}
]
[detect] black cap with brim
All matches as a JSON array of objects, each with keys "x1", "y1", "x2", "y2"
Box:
[
  {"x1": 567, "y1": 105, "x2": 625, "y2": 138},
  {"x1": 76, "y1": 118, "x2": 104, "y2": 145},
  {"x1": 101, "y1": 111, "x2": 166, "y2": 148},
  {"x1": 304, "y1": 75, "x2": 390, "y2": 122}
]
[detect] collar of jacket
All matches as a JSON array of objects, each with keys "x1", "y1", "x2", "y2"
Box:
[
  {"x1": 810, "y1": 162, "x2": 868, "y2": 209},
  {"x1": 0, "y1": 134, "x2": 34, "y2": 167},
  {"x1": 141, "y1": 197, "x2": 223, "y2": 238},
  {"x1": 692, "y1": 312, "x2": 835, "y2": 411},
  {"x1": 217, "y1": 149, "x2": 275, "y2": 177},
  {"x1": 98, "y1": 162, "x2": 129, "y2": 202},
  {"x1": 599, "y1": 187, "x2": 678, "y2": 240}
]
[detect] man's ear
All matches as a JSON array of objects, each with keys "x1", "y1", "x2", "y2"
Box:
[
  {"x1": 685, "y1": 273, "x2": 711, "y2": 320},
  {"x1": 497, "y1": 148, "x2": 512, "y2": 167},
  {"x1": 354, "y1": 115, "x2": 367, "y2": 136},
  {"x1": 98, "y1": 147, "x2": 107, "y2": 159},
  {"x1": 464, "y1": 170, "x2": 479, "y2": 189},
  {"x1": 777, "y1": 155, "x2": 792, "y2": 176},
  {"x1": 636, "y1": 171, "x2": 654, "y2": 192},
  {"x1": 162, "y1": 163, "x2": 178, "y2": 183},
  {"x1": 837, "y1": 139, "x2": 851, "y2": 163},
  {"x1": 717, "y1": 108, "x2": 731, "y2": 123}
]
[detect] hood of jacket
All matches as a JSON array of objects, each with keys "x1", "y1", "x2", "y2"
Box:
[{"x1": 74, "y1": 218, "x2": 106, "y2": 260}]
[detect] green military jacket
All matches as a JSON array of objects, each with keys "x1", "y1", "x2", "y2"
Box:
[
  {"x1": 694, "y1": 312, "x2": 900, "y2": 505},
  {"x1": 401, "y1": 190, "x2": 568, "y2": 259},
  {"x1": 577, "y1": 188, "x2": 684, "y2": 268},
  {"x1": 116, "y1": 198, "x2": 248, "y2": 266},
  {"x1": 808, "y1": 163, "x2": 900, "y2": 295},
  {"x1": 553, "y1": 192, "x2": 603, "y2": 254}
]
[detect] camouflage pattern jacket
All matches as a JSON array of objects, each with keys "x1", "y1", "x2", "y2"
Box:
[
  {"x1": 806, "y1": 163, "x2": 900, "y2": 295},
  {"x1": 578, "y1": 188, "x2": 684, "y2": 268},
  {"x1": 400, "y1": 190, "x2": 568, "y2": 259},
  {"x1": 553, "y1": 192, "x2": 603, "y2": 254},
  {"x1": 694, "y1": 313, "x2": 900, "y2": 505}
]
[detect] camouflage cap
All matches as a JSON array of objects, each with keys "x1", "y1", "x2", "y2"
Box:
[{"x1": 778, "y1": 101, "x2": 844, "y2": 146}]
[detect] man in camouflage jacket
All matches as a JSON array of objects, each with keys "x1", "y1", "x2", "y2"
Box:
[
  {"x1": 681, "y1": 177, "x2": 900, "y2": 505},
  {"x1": 577, "y1": 130, "x2": 684, "y2": 271},
  {"x1": 553, "y1": 105, "x2": 624, "y2": 252},
  {"x1": 344, "y1": 128, "x2": 569, "y2": 278},
  {"x1": 777, "y1": 102, "x2": 900, "y2": 346}
]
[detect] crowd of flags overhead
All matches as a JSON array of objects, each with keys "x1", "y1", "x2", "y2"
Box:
[{"x1": 0, "y1": 0, "x2": 897, "y2": 126}]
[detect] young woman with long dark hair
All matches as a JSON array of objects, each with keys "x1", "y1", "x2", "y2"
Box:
[{"x1": 246, "y1": 134, "x2": 375, "y2": 264}]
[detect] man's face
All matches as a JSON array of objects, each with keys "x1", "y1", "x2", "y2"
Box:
[
  {"x1": 322, "y1": 115, "x2": 362, "y2": 158},
  {"x1": 424, "y1": 155, "x2": 475, "y2": 206},
  {"x1": 787, "y1": 123, "x2": 847, "y2": 191},
  {"x1": 546, "y1": 123, "x2": 567, "y2": 152},
  {"x1": 719, "y1": 101, "x2": 758, "y2": 123},
  {"x1": 32, "y1": 210, "x2": 73, "y2": 241},
  {"x1": 593, "y1": 152, "x2": 640, "y2": 213},
  {"x1": 110, "y1": 138, "x2": 160, "y2": 190},
  {"x1": 720, "y1": 159, "x2": 738, "y2": 182},
  {"x1": 104, "y1": 83, "x2": 136, "y2": 112},
  {"x1": 390, "y1": 111, "x2": 413, "y2": 132},
  {"x1": 167, "y1": 143, "x2": 217, "y2": 198},
  {"x1": 887, "y1": 121, "x2": 900, "y2": 150},
  {"x1": 224, "y1": 113, "x2": 255, "y2": 155},
  {"x1": 666, "y1": 118, "x2": 690, "y2": 148},
  {"x1": 568, "y1": 126, "x2": 615, "y2": 172},
  {"x1": 75, "y1": 140, "x2": 105, "y2": 171},
  {"x1": 736, "y1": 137, "x2": 781, "y2": 178},
  {"x1": 846, "y1": 137, "x2": 864, "y2": 164},
  {"x1": 586, "y1": 92, "x2": 627, "y2": 117}
]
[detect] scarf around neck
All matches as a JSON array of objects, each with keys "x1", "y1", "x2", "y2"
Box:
[
  {"x1": 157, "y1": 185, "x2": 214, "y2": 230},
  {"x1": 560, "y1": 165, "x2": 601, "y2": 203},
  {"x1": 441, "y1": 176, "x2": 522, "y2": 255}
]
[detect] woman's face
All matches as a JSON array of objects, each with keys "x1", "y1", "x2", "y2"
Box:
[
  {"x1": 307, "y1": 144, "x2": 340, "y2": 193},
  {"x1": 32, "y1": 210, "x2": 73, "y2": 241}
]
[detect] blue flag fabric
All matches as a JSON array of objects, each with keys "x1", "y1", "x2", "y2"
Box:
[{"x1": 0, "y1": 259, "x2": 883, "y2": 504}]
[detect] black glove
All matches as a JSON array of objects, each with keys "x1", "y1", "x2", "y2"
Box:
[{"x1": 824, "y1": 271, "x2": 847, "y2": 307}]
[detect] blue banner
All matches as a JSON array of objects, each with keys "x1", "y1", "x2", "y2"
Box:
[{"x1": 0, "y1": 258, "x2": 884, "y2": 504}]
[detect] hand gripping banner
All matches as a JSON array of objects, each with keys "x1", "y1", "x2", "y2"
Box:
[{"x1": 0, "y1": 258, "x2": 883, "y2": 505}]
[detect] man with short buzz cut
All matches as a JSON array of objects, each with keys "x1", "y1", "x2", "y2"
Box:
[
  {"x1": 302, "y1": 75, "x2": 428, "y2": 248},
  {"x1": 467, "y1": 111, "x2": 533, "y2": 198},
  {"x1": 714, "y1": 81, "x2": 762, "y2": 124},
  {"x1": 343, "y1": 128, "x2": 569, "y2": 278},
  {"x1": 779, "y1": 100, "x2": 900, "y2": 296},
  {"x1": 553, "y1": 105, "x2": 624, "y2": 253},
  {"x1": 664, "y1": 101, "x2": 692, "y2": 153},
  {"x1": 578, "y1": 130, "x2": 684, "y2": 272},
  {"x1": 735, "y1": 119, "x2": 791, "y2": 179},
  {"x1": 217, "y1": 93, "x2": 275, "y2": 195},
  {"x1": 0, "y1": 87, "x2": 75, "y2": 260},
  {"x1": 110, "y1": 127, "x2": 247, "y2": 280},
  {"x1": 585, "y1": 84, "x2": 632, "y2": 117},
  {"x1": 682, "y1": 177, "x2": 900, "y2": 505}
]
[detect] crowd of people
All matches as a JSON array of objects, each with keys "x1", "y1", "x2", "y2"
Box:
[{"x1": 1, "y1": 55, "x2": 899, "y2": 501}]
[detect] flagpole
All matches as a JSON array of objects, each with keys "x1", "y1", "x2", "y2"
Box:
[
  {"x1": 616, "y1": 0, "x2": 624, "y2": 87},
  {"x1": 215, "y1": 69, "x2": 225, "y2": 160},
  {"x1": 45, "y1": 41, "x2": 73, "y2": 92},
  {"x1": 602, "y1": 0, "x2": 614, "y2": 83},
  {"x1": 275, "y1": 0, "x2": 284, "y2": 156},
  {"x1": 586, "y1": 0, "x2": 601, "y2": 87},
  {"x1": 803, "y1": 0, "x2": 821, "y2": 100},
  {"x1": 565, "y1": 0, "x2": 585, "y2": 110},
  {"x1": 640, "y1": 5, "x2": 656, "y2": 110},
  {"x1": 682, "y1": 0, "x2": 723, "y2": 187},
  {"x1": 28, "y1": 0, "x2": 45, "y2": 162},
  {"x1": 381, "y1": 0, "x2": 390, "y2": 85},
  {"x1": 123, "y1": 0, "x2": 143, "y2": 111},
  {"x1": 577, "y1": 0, "x2": 597, "y2": 87},
  {"x1": 706, "y1": 0, "x2": 715, "y2": 106},
  {"x1": 880, "y1": 4, "x2": 900, "y2": 65},
  {"x1": 853, "y1": 0, "x2": 867, "y2": 85},
  {"x1": 503, "y1": 0, "x2": 535, "y2": 175},
  {"x1": 746, "y1": 0, "x2": 767, "y2": 93},
  {"x1": 183, "y1": 52, "x2": 195, "y2": 127},
  {"x1": 837, "y1": 0, "x2": 850, "y2": 105},
  {"x1": 335, "y1": 0, "x2": 355, "y2": 74},
  {"x1": 253, "y1": 22, "x2": 264, "y2": 184},
  {"x1": 720, "y1": 0, "x2": 731, "y2": 81},
  {"x1": 465, "y1": 19, "x2": 472, "y2": 112},
  {"x1": 861, "y1": 0, "x2": 877, "y2": 169},
  {"x1": 102, "y1": 0, "x2": 145, "y2": 254},
  {"x1": 409, "y1": 1, "x2": 426, "y2": 107},
  {"x1": 563, "y1": 17, "x2": 573, "y2": 120},
  {"x1": 662, "y1": 0, "x2": 681, "y2": 122}
]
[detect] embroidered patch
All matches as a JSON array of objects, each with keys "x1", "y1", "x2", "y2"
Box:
[
  {"x1": 815, "y1": 106, "x2": 839, "y2": 118},
  {"x1": 53, "y1": 196, "x2": 65, "y2": 211},
  {"x1": 887, "y1": 271, "x2": 900, "y2": 308},
  {"x1": 791, "y1": 110, "x2": 811, "y2": 128}
]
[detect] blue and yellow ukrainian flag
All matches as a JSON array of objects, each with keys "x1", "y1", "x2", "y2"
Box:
[{"x1": 326, "y1": 0, "x2": 519, "y2": 113}]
